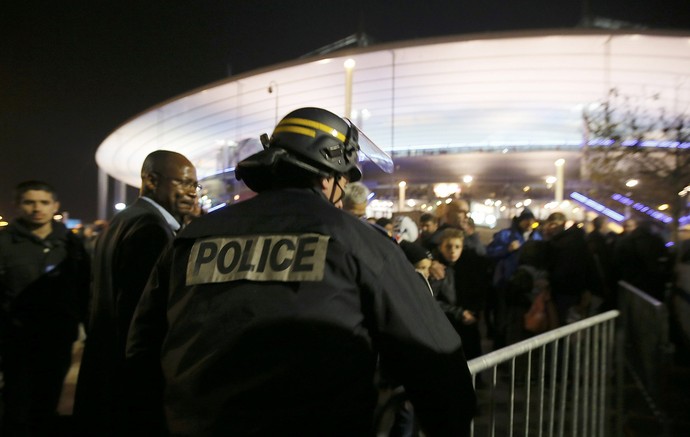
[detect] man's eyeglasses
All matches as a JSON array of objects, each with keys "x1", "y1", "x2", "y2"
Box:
[{"x1": 156, "y1": 174, "x2": 202, "y2": 192}]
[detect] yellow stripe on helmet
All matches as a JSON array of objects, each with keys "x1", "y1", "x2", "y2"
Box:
[
  {"x1": 279, "y1": 117, "x2": 347, "y2": 142},
  {"x1": 273, "y1": 125, "x2": 316, "y2": 138}
]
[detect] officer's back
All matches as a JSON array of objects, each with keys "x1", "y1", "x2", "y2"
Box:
[{"x1": 127, "y1": 107, "x2": 476, "y2": 436}]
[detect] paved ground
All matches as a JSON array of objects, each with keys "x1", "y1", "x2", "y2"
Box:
[{"x1": 620, "y1": 353, "x2": 690, "y2": 437}]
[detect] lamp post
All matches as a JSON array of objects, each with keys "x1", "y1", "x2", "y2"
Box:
[
  {"x1": 268, "y1": 81, "x2": 279, "y2": 125},
  {"x1": 398, "y1": 181, "x2": 407, "y2": 212},
  {"x1": 344, "y1": 59, "x2": 356, "y2": 119},
  {"x1": 555, "y1": 159, "x2": 565, "y2": 203}
]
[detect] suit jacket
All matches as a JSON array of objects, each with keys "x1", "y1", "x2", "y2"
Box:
[{"x1": 74, "y1": 197, "x2": 175, "y2": 435}]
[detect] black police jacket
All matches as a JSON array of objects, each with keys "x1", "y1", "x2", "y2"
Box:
[{"x1": 127, "y1": 188, "x2": 476, "y2": 436}]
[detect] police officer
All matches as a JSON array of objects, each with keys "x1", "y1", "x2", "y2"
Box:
[{"x1": 127, "y1": 107, "x2": 476, "y2": 436}]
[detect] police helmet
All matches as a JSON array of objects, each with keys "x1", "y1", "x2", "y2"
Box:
[{"x1": 236, "y1": 107, "x2": 393, "y2": 192}]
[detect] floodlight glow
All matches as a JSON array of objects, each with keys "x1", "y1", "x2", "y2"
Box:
[
  {"x1": 472, "y1": 212, "x2": 485, "y2": 224},
  {"x1": 625, "y1": 179, "x2": 639, "y2": 188},
  {"x1": 586, "y1": 139, "x2": 690, "y2": 148},
  {"x1": 611, "y1": 193, "x2": 673, "y2": 224},
  {"x1": 434, "y1": 183, "x2": 460, "y2": 198},
  {"x1": 570, "y1": 192, "x2": 625, "y2": 222},
  {"x1": 114, "y1": 203, "x2": 126, "y2": 211}
]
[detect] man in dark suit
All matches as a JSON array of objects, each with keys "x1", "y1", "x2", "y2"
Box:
[{"x1": 74, "y1": 150, "x2": 198, "y2": 436}]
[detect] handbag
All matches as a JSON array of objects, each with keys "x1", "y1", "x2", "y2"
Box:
[{"x1": 523, "y1": 290, "x2": 558, "y2": 334}]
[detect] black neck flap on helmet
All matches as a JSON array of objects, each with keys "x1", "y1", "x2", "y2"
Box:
[{"x1": 236, "y1": 107, "x2": 393, "y2": 193}]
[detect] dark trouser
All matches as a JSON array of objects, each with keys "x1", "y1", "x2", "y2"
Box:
[
  {"x1": 552, "y1": 292, "x2": 582, "y2": 326},
  {"x1": 1, "y1": 329, "x2": 75, "y2": 437},
  {"x1": 454, "y1": 322, "x2": 483, "y2": 361}
]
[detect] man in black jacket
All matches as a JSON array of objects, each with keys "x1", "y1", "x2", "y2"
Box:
[
  {"x1": 74, "y1": 150, "x2": 197, "y2": 435},
  {"x1": 0, "y1": 180, "x2": 90, "y2": 435},
  {"x1": 543, "y1": 212, "x2": 602, "y2": 325},
  {"x1": 614, "y1": 218, "x2": 670, "y2": 301},
  {"x1": 127, "y1": 107, "x2": 476, "y2": 436}
]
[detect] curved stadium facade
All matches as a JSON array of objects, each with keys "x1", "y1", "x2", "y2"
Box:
[{"x1": 95, "y1": 29, "x2": 690, "y2": 222}]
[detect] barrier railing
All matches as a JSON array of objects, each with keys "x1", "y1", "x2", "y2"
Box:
[
  {"x1": 467, "y1": 310, "x2": 619, "y2": 437},
  {"x1": 616, "y1": 281, "x2": 674, "y2": 435}
]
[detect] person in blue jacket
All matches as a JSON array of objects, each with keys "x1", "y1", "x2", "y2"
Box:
[{"x1": 486, "y1": 208, "x2": 541, "y2": 348}]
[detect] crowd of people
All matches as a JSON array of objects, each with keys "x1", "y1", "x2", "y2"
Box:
[
  {"x1": 394, "y1": 201, "x2": 672, "y2": 352},
  {"x1": 0, "y1": 106, "x2": 675, "y2": 436},
  {"x1": 0, "y1": 108, "x2": 477, "y2": 436}
]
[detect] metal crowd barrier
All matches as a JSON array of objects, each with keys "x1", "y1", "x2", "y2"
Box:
[
  {"x1": 616, "y1": 281, "x2": 674, "y2": 435},
  {"x1": 467, "y1": 310, "x2": 619, "y2": 437}
]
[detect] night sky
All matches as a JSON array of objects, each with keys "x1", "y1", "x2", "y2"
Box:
[{"x1": 2, "y1": 1, "x2": 689, "y2": 223}]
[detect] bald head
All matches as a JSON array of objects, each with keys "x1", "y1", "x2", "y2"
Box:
[
  {"x1": 444, "y1": 199, "x2": 470, "y2": 228},
  {"x1": 141, "y1": 150, "x2": 199, "y2": 223},
  {"x1": 141, "y1": 150, "x2": 194, "y2": 181}
]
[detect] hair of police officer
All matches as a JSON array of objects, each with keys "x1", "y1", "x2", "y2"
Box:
[{"x1": 14, "y1": 180, "x2": 58, "y2": 204}]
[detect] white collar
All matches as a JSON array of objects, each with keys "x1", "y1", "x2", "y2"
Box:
[{"x1": 140, "y1": 196, "x2": 181, "y2": 232}]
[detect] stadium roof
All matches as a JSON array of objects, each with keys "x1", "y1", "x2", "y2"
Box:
[{"x1": 95, "y1": 29, "x2": 690, "y2": 198}]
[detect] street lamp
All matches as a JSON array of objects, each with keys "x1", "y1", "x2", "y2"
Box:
[
  {"x1": 554, "y1": 158, "x2": 565, "y2": 203},
  {"x1": 344, "y1": 59, "x2": 356, "y2": 119},
  {"x1": 268, "y1": 81, "x2": 279, "y2": 125},
  {"x1": 398, "y1": 181, "x2": 407, "y2": 211}
]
